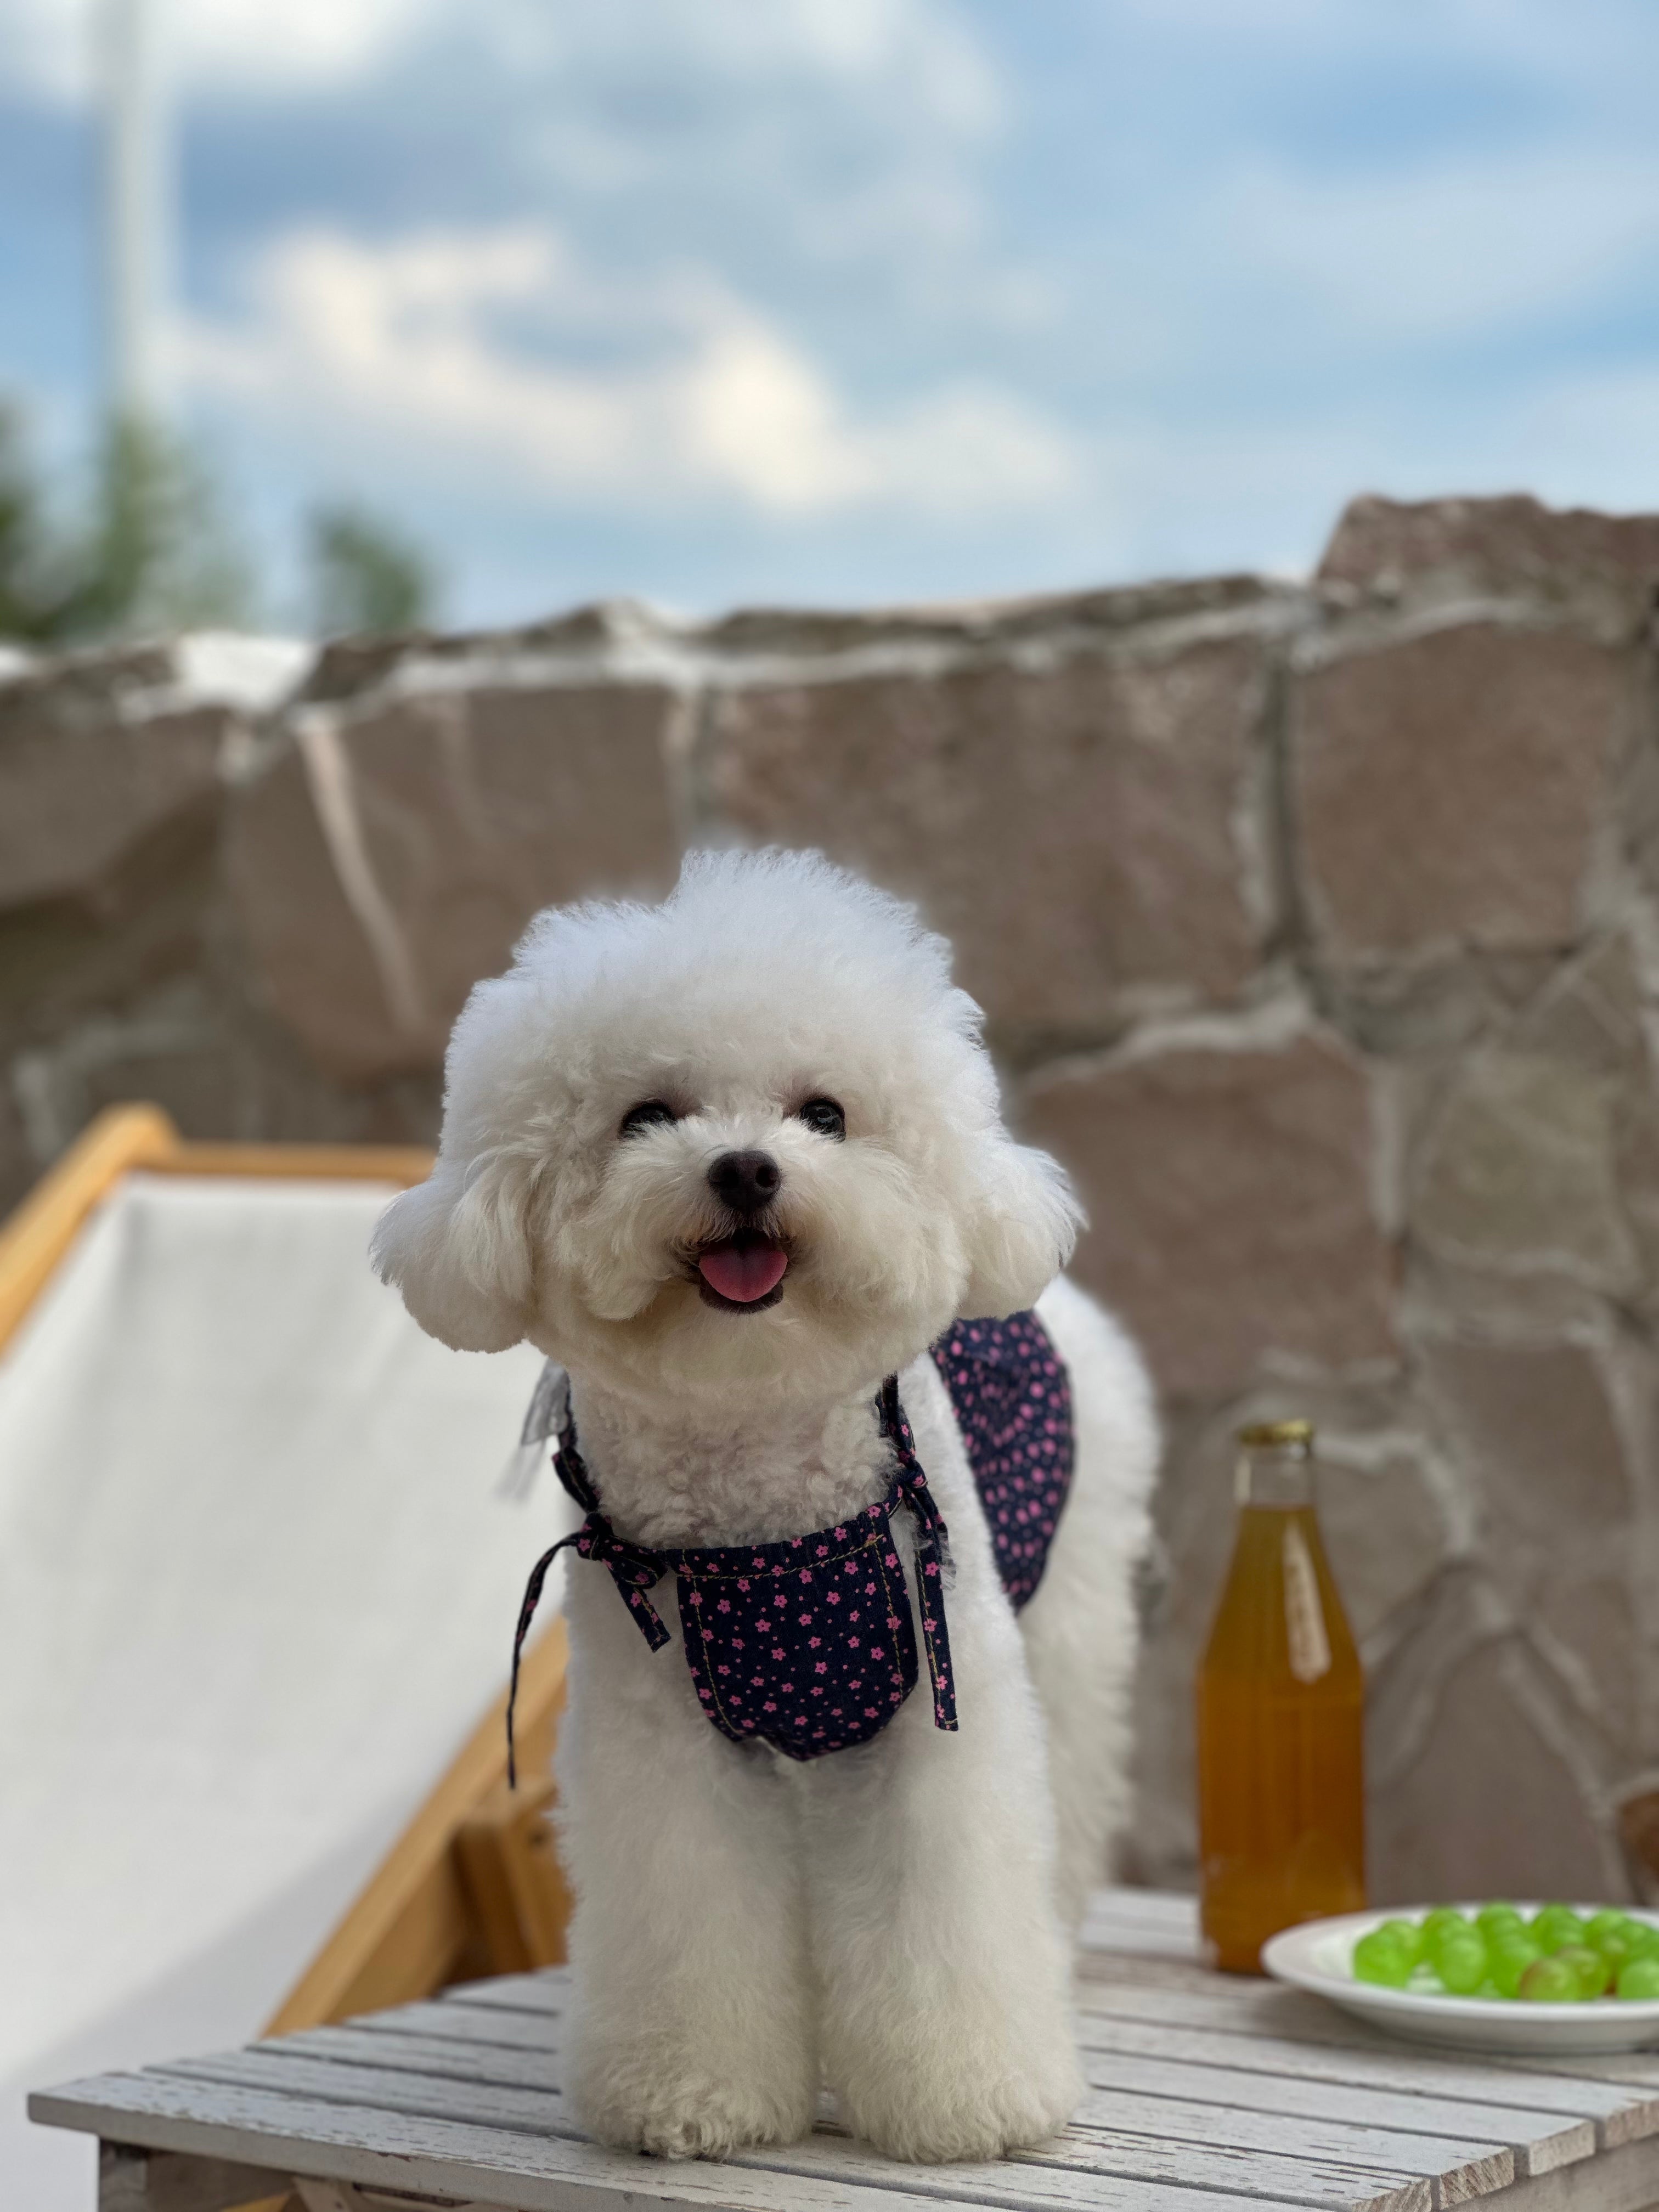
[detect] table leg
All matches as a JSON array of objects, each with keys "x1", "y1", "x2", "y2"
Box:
[{"x1": 98, "y1": 2143, "x2": 291, "y2": 2212}]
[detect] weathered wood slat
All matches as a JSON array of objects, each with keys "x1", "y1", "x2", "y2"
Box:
[
  {"x1": 1075, "y1": 1967, "x2": 1659, "y2": 2124},
  {"x1": 284, "y1": 2006, "x2": 1517, "y2": 2198},
  {"x1": 1070, "y1": 1978, "x2": 1399, "y2": 2063},
  {"x1": 738, "y1": 2129, "x2": 1334, "y2": 2212},
  {"x1": 162, "y1": 2050, "x2": 572, "y2": 2135},
  {"x1": 1075, "y1": 2049, "x2": 1595, "y2": 2175},
  {"x1": 273, "y1": 2024, "x2": 568, "y2": 2093},
  {"x1": 283, "y1": 2026, "x2": 1628, "y2": 2176},
  {"x1": 1077, "y1": 1895, "x2": 1200, "y2": 1963},
  {"x1": 33, "y1": 2072, "x2": 1311, "y2": 2212},
  {"x1": 1504, "y1": 2051, "x2": 1659, "y2": 2091},
  {"x1": 1064, "y1": 2086, "x2": 1515, "y2": 2199},
  {"x1": 1081, "y1": 1889, "x2": 1201, "y2": 1938},
  {"x1": 1082, "y1": 1950, "x2": 1287, "y2": 1999},
  {"x1": 346, "y1": 2002, "x2": 563, "y2": 2053},
  {"x1": 37, "y1": 1889, "x2": 1659, "y2": 2212},
  {"x1": 436, "y1": 1976, "x2": 566, "y2": 2019},
  {"x1": 1074, "y1": 2013, "x2": 1647, "y2": 2137},
  {"x1": 160, "y1": 2046, "x2": 1436, "y2": 2212},
  {"x1": 32, "y1": 2074, "x2": 1126, "y2": 2212},
  {"x1": 1093, "y1": 1886, "x2": 1201, "y2": 1918},
  {"x1": 1024, "y1": 2128, "x2": 1427, "y2": 2212},
  {"x1": 400, "y1": 1965, "x2": 1659, "y2": 2145},
  {"x1": 1455, "y1": 2133, "x2": 1659, "y2": 2212},
  {"x1": 1076, "y1": 1968, "x2": 1457, "y2": 2053}
]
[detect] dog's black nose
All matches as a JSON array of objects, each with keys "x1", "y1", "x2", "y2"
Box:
[{"x1": 708, "y1": 1149, "x2": 781, "y2": 1215}]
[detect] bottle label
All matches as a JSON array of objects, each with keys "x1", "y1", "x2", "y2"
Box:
[{"x1": 1282, "y1": 1522, "x2": 1331, "y2": 1683}]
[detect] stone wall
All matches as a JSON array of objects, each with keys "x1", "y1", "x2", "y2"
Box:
[{"x1": 4, "y1": 493, "x2": 1658, "y2": 1906}]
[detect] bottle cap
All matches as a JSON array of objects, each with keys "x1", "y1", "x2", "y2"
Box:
[{"x1": 1236, "y1": 1418, "x2": 1313, "y2": 1449}]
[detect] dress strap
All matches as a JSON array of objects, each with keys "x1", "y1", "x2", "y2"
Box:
[
  {"x1": 508, "y1": 1374, "x2": 961, "y2": 1785},
  {"x1": 506, "y1": 1403, "x2": 672, "y2": 1786},
  {"x1": 877, "y1": 1376, "x2": 958, "y2": 1734}
]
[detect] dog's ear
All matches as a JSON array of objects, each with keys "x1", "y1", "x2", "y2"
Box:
[
  {"x1": 958, "y1": 1135, "x2": 1084, "y2": 1320},
  {"x1": 371, "y1": 1149, "x2": 539, "y2": 1353}
]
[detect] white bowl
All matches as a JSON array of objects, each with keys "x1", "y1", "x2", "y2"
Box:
[{"x1": 1262, "y1": 1903, "x2": 1659, "y2": 2053}]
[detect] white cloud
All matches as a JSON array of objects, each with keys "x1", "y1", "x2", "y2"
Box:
[
  {"x1": 0, "y1": 0, "x2": 996, "y2": 116},
  {"x1": 177, "y1": 223, "x2": 1073, "y2": 520},
  {"x1": 546, "y1": 0, "x2": 999, "y2": 133},
  {"x1": 183, "y1": 0, "x2": 441, "y2": 91},
  {"x1": 0, "y1": 0, "x2": 439, "y2": 100}
]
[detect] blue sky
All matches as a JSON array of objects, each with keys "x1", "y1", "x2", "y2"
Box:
[{"x1": 2, "y1": 0, "x2": 1657, "y2": 629}]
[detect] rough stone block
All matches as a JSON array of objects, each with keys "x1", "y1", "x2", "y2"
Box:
[
  {"x1": 1023, "y1": 1028, "x2": 1396, "y2": 1399},
  {"x1": 0, "y1": 651, "x2": 228, "y2": 916},
  {"x1": 1291, "y1": 620, "x2": 1630, "y2": 963},
  {"x1": 1368, "y1": 1627, "x2": 1620, "y2": 1905},
  {"x1": 1423, "y1": 1337, "x2": 1629, "y2": 1532},
  {"x1": 1318, "y1": 492, "x2": 1659, "y2": 627},
  {"x1": 228, "y1": 681, "x2": 681, "y2": 1081},
  {"x1": 1419, "y1": 1334, "x2": 1641, "y2": 1753},
  {"x1": 1410, "y1": 1050, "x2": 1636, "y2": 1291},
  {"x1": 1515, "y1": 932, "x2": 1647, "y2": 1072},
  {"x1": 1318, "y1": 1447, "x2": 1449, "y2": 1652},
  {"x1": 1313, "y1": 950, "x2": 1556, "y2": 1062},
  {"x1": 704, "y1": 635, "x2": 1272, "y2": 1056}
]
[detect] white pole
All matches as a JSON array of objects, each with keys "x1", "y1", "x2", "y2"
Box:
[{"x1": 102, "y1": 0, "x2": 167, "y2": 420}]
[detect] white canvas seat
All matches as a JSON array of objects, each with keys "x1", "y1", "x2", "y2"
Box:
[{"x1": 0, "y1": 1167, "x2": 561, "y2": 2211}]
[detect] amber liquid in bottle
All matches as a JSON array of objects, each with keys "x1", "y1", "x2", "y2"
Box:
[{"x1": 1197, "y1": 1423, "x2": 1365, "y2": 1974}]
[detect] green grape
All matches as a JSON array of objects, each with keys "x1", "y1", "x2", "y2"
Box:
[
  {"x1": 1587, "y1": 1910, "x2": 1633, "y2": 1945},
  {"x1": 1616, "y1": 1956, "x2": 1659, "y2": 2001},
  {"x1": 1476, "y1": 1903, "x2": 1525, "y2": 1942},
  {"x1": 1432, "y1": 1929, "x2": 1489, "y2": 1996},
  {"x1": 1624, "y1": 1922, "x2": 1659, "y2": 1961},
  {"x1": 1488, "y1": 1936, "x2": 1542, "y2": 2000},
  {"x1": 1519, "y1": 1955, "x2": 1584, "y2": 2002},
  {"x1": 1556, "y1": 1944, "x2": 1612, "y2": 1999},
  {"x1": 1376, "y1": 1917, "x2": 1425, "y2": 1966},
  {"x1": 1586, "y1": 1914, "x2": 1643, "y2": 1976},
  {"x1": 1353, "y1": 1929, "x2": 1414, "y2": 1988},
  {"x1": 1422, "y1": 1907, "x2": 1472, "y2": 1945},
  {"x1": 1530, "y1": 1905, "x2": 1588, "y2": 1954}
]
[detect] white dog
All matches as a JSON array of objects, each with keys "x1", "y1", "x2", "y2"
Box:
[{"x1": 373, "y1": 849, "x2": 1158, "y2": 2164}]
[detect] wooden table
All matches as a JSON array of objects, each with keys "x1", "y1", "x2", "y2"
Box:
[{"x1": 32, "y1": 1888, "x2": 1659, "y2": 2212}]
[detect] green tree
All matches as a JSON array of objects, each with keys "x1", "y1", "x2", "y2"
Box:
[
  {"x1": 66, "y1": 410, "x2": 256, "y2": 638},
  {"x1": 0, "y1": 405, "x2": 77, "y2": 641},
  {"x1": 308, "y1": 503, "x2": 437, "y2": 636},
  {"x1": 0, "y1": 403, "x2": 255, "y2": 644}
]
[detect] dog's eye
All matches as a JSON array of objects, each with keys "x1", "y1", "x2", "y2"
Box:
[
  {"x1": 797, "y1": 1097, "x2": 846, "y2": 1141},
  {"x1": 619, "y1": 1099, "x2": 678, "y2": 1138}
]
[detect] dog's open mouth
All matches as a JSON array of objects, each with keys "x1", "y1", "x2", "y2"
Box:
[{"x1": 696, "y1": 1229, "x2": 788, "y2": 1312}]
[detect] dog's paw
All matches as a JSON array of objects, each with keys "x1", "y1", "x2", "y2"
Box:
[
  {"x1": 840, "y1": 2043, "x2": 1082, "y2": 2164},
  {"x1": 577, "y1": 2064, "x2": 815, "y2": 2161}
]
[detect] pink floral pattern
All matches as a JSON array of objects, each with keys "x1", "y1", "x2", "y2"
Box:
[{"x1": 930, "y1": 1310, "x2": 1074, "y2": 1611}]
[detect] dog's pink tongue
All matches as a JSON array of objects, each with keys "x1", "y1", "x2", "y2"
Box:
[{"x1": 699, "y1": 1240, "x2": 788, "y2": 1303}]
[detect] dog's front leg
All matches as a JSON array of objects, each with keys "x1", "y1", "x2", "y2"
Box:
[
  {"x1": 800, "y1": 1588, "x2": 1081, "y2": 2162},
  {"x1": 552, "y1": 1572, "x2": 817, "y2": 2159}
]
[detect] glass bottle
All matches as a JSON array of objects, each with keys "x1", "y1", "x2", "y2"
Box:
[{"x1": 1197, "y1": 1419, "x2": 1365, "y2": 1974}]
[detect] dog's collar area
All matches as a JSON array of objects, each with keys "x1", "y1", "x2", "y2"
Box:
[{"x1": 506, "y1": 1374, "x2": 957, "y2": 1781}]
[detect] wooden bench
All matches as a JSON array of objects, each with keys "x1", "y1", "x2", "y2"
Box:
[{"x1": 33, "y1": 1888, "x2": 1659, "y2": 2212}]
